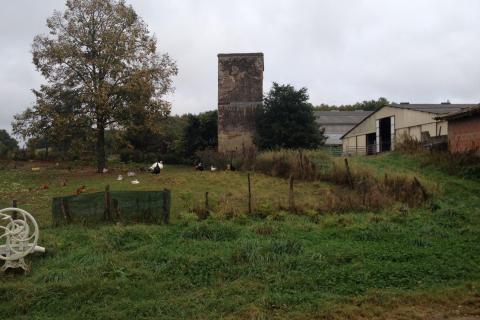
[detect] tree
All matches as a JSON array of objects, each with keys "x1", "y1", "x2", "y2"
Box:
[
  {"x1": 13, "y1": 85, "x2": 92, "y2": 159},
  {"x1": 255, "y1": 83, "x2": 325, "y2": 149},
  {"x1": 20, "y1": 0, "x2": 177, "y2": 171},
  {"x1": 182, "y1": 111, "x2": 218, "y2": 158},
  {"x1": 315, "y1": 97, "x2": 389, "y2": 111},
  {"x1": 0, "y1": 130, "x2": 18, "y2": 158},
  {"x1": 118, "y1": 113, "x2": 188, "y2": 163}
]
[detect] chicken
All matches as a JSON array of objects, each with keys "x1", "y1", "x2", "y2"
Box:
[{"x1": 76, "y1": 185, "x2": 86, "y2": 195}]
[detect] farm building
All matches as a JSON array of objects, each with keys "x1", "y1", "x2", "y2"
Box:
[
  {"x1": 436, "y1": 106, "x2": 480, "y2": 154},
  {"x1": 315, "y1": 110, "x2": 373, "y2": 146},
  {"x1": 341, "y1": 103, "x2": 477, "y2": 155}
]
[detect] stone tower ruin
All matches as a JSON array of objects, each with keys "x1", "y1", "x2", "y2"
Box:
[{"x1": 218, "y1": 53, "x2": 264, "y2": 153}]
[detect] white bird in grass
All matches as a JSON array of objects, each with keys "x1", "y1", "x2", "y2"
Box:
[
  {"x1": 210, "y1": 166, "x2": 217, "y2": 172},
  {"x1": 117, "y1": 175, "x2": 123, "y2": 181},
  {"x1": 131, "y1": 179, "x2": 140, "y2": 185},
  {"x1": 127, "y1": 171, "x2": 135, "y2": 177}
]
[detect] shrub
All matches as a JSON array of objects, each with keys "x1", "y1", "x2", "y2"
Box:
[
  {"x1": 319, "y1": 159, "x2": 430, "y2": 211},
  {"x1": 192, "y1": 205, "x2": 210, "y2": 221},
  {"x1": 419, "y1": 150, "x2": 480, "y2": 179},
  {"x1": 119, "y1": 148, "x2": 134, "y2": 163},
  {"x1": 395, "y1": 134, "x2": 423, "y2": 154},
  {"x1": 252, "y1": 149, "x2": 330, "y2": 180},
  {"x1": 395, "y1": 139, "x2": 480, "y2": 179}
]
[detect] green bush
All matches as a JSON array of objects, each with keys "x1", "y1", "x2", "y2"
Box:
[{"x1": 119, "y1": 148, "x2": 134, "y2": 163}]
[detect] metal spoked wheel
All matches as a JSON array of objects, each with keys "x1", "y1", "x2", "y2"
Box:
[{"x1": 0, "y1": 207, "x2": 40, "y2": 262}]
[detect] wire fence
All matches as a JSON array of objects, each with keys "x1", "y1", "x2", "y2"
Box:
[{"x1": 52, "y1": 187, "x2": 171, "y2": 226}]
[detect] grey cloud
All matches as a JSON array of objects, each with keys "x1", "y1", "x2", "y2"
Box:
[{"x1": 1, "y1": 0, "x2": 479, "y2": 132}]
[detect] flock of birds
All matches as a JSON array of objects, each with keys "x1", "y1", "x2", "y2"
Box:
[
  {"x1": 194, "y1": 163, "x2": 235, "y2": 172},
  {"x1": 116, "y1": 171, "x2": 140, "y2": 184},
  {"x1": 40, "y1": 161, "x2": 235, "y2": 196}
]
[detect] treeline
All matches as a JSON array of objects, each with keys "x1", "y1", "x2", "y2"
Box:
[
  {"x1": 9, "y1": 82, "x2": 325, "y2": 165},
  {"x1": 8, "y1": 110, "x2": 218, "y2": 165},
  {"x1": 0, "y1": 130, "x2": 19, "y2": 158},
  {"x1": 314, "y1": 97, "x2": 389, "y2": 111}
]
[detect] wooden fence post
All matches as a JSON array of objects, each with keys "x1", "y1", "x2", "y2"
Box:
[
  {"x1": 162, "y1": 189, "x2": 170, "y2": 224},
  {"x1": 61, "y1": 198, "x2": 72, "y2": 224},
  {"x1": 288, "y1": 175, "x2": 295, "y2": 211},
  {"x1": 12, "y1": 199, "x2": 17, "y2": 220},
  {"x1": 112, "y1": 199, "x2": 121, "y2": 220},
  {"x1": 247, "y1": 173, "x2": 252, "y2": 215},
  {"x1": 344, "y1": 158, "x2": 354, "y2": 189},
  {"x1": 205, "y1": 192, "x2": 209, "y2": 211},
  {"x1": 104, "y1": 185, "x2": 111, "y2": 221}
]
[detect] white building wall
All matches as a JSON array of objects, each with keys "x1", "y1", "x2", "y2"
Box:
[{"x1": 342, "y1": 106, "x2": 449, "y2": 152}]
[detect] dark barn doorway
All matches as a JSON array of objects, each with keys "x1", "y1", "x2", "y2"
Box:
[
  {"x1": 379, "y1": 117, "x2": 392, "y2": 152},
  {"x1": 366, "y1": 133, "x2": 376, "y2": 155}
]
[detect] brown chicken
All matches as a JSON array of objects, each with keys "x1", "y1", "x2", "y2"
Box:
[{"x1": 76, "y1": 185, "x2": 86, "y2": 195}]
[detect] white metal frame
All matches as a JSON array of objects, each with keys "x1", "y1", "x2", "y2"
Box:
[{"x1": 0, "y1": 208, "x2": 45, "y2": 272}]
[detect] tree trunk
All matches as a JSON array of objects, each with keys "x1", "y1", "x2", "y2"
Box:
[{"x1": 96, "y1": 122, "x2": 106, "y2": 173}]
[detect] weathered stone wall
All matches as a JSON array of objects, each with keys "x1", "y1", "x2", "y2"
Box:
[{"x1": 218, "y1": 53, "x2": 264, "y2": 153}]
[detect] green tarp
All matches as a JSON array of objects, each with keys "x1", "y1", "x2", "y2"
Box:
[{"x1": 52, "y1": 190, "x2": 171, "y2": 226}]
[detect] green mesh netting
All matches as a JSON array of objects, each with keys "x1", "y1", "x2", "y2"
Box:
[{"x1": 52, "y1": 190, "x2": 171, "y2": 226}]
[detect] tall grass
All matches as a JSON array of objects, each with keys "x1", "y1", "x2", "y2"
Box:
[
  {"x1": 252, "y1": 149, "x2": 326, "y2": 180},
  {"x1": 395, "y1": 135, "x2": 480, "y2": 179},
  {"x1": 319, "y1": 158, "x2": 431, "y2": 212},
  {"x1": 249, "y1": 149, "x2": 430, "y2": 212},
  {"x1": 197, "y1": 148, "x2": 431, "y2": 214}
]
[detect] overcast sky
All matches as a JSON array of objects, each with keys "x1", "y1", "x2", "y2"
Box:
[{"x1": 1, "y1": 0, "x2": 479, "y2": 132}]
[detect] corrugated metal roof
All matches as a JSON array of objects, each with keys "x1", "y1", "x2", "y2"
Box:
[
  {"x1": 391, "y1": 103, "x2": 476, "y2": 114},
  {"x1": 340, "y1": 103, "x2": 479, "y2": 140},
  {"x1": 314, "y1": 110, "x2": 373, "y2": 125},
  {"x1": 435, "y1": 105, "x2": 480, "y2": 120},
  {"x1": 324, "y1": 133, "x2": 344, "y2": 145}
]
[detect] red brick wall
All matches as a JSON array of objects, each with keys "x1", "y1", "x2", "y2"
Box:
[{"x1": 448, "y1": 114, "x2": 480, "y2": 153}]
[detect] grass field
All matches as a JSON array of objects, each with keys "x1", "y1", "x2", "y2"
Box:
[{"x1": 0, "y1": 153, "x2": 479, "y2": 319}]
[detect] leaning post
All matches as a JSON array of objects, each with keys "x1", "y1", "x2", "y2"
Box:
[
  {"x1": 344, "y1": 158, "x2": 354, "y2": 189},
  {"x1": 162, "y1": 189, "x2": 170, "y2": 224},
  {"x1": 247, "y1": 173, "x2": 252, "y2": 215},
  {"x1": 205, "y1": 192, "x2": 209, "y2": 212},
  {"x1": 12, "y1": 199, "x2": 17, "y2": 220},
  {"x1": 104, "y1": 185, "x2": 111, "y2": 221},
  {"x1": 288, "y1": 175, "x2": 295, "y2": 212}
]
